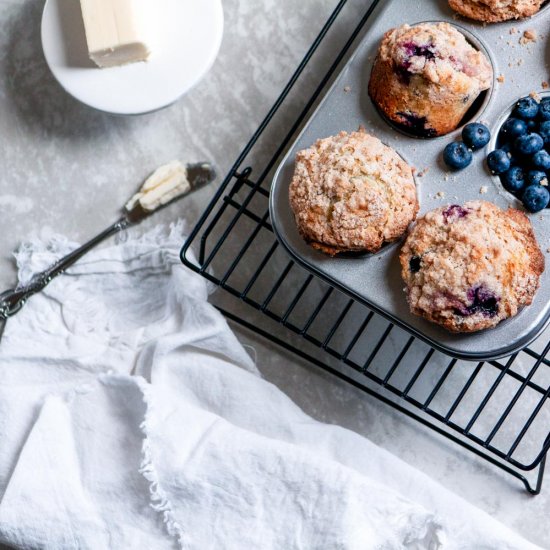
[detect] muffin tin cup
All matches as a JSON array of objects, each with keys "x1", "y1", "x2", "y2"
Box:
[{"x1": 269, "y1": 0, "x2": 550, "y2": 361}]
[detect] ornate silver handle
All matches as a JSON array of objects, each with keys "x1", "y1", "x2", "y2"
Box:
[{"x1": 0, "y1": 219, "x2": 129, "y2": 321}]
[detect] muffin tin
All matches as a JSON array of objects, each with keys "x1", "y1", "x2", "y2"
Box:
[{"x1": 269, "y1": 0, "x2": 550, "y2": 361}]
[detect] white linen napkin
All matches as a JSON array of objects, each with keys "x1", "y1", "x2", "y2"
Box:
[{"x1": 0, "y1": 223, "x2": 540, "y2": 550}]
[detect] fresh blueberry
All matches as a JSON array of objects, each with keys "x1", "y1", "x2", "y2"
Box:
[
  {"x1": 443, "y1": 142, "x2": 473, "y2": 170},
  {"x1": 513, "y1": 97, "x2": 540, "y2": 120},
  {"x1": 499, "y1": 141, "x2": 513, "y2": 154},
  {"x1": 501, "y1": 166, "x2": 526, "y2": 193},
  {"x1": 522, "y1": 185, "x2": 550, "y2": 213},
  {"x1": 462, "y1": 123, "x2": 491, "y2": 150},
  {"x1": 539, "y1": 100, "x2": 550, "y2": 122},
  {"x1": 487, "y1": 149, "x2": 511, "y2": 174},
  {"x1": 500, "y1": 118, "x2": 528, "y2": 142},
  {"x1": 532, "y1": 149, "x2": 550, "y2": 171},
  {"x1": 539, "y1": 121, "x2": 550, "y2": 144},
  {"x1": 526, "y1": 170, "x2": 548, "y2": 187},
  {"x1": 514, "y1": 133, "x2": 544, "y2": 155}
]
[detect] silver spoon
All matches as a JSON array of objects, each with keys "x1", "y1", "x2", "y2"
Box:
[{"x1": 0, "y1": 162, "x2": 215, "y2": 320}]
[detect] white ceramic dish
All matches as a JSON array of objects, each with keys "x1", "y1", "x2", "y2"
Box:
[{"x1": 41, "y1": 0, "x2": 224, "y2": 115}]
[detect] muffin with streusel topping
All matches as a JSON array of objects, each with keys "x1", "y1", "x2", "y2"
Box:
[
  {"x1": 400, "y1": 201, "x2": 544, "y2": 333},
  {"x1": 449, "y1": 0, "x2": 544, "y2": 23},
  {"x1": 368, "y1": 22, "x2": 493, "y2": 137},
  {"x1": 289, "y1": 129, "x2": 418, "y2": 256}
]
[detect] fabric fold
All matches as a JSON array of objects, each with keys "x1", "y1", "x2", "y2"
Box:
[{"x1": 0, "y1": 224, "x2": 541, "y2": 550}]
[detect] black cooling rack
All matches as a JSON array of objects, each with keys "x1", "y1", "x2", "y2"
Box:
[{"x1": 181, "y1": 0, "x2": 550, "y2": 494}]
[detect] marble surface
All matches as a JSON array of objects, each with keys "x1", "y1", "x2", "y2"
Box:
[{"x1": 0, "y1": 0, "x2": 549, "y2": 548}]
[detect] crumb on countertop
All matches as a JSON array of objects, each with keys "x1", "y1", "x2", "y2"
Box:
[
  {"x1": 343, "y1": 85, "x2": 351, "y2": 93},
  {"x1": 416, "y1": 167, "x2": 429, "y2": 178},
  {"x1": 497, "y1": 74, "x2": 505, "y2": 84},
  {"x1": 480, "y1": 186, "x2": 488, "y2": 194},
  {"x1": 542, "y1": 81, "x2": 549, "y2": 90},
  {"x1": 509, "y1": 27, "x2": 518, "y2": 35},
  {"x1": 435, "y1": 191, "x2": 445, "y2": 199},
  {"x1": 530, "y1": 91, "x2": 542, "y2": 103}
]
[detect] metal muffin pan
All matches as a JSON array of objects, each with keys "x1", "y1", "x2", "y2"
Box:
[{"x1": 269, "y1": 0, "x2": 550, "y2": 361}]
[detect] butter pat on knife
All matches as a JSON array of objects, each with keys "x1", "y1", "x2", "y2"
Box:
[
  {"x1": 126, "y1": 161, "x2": 191, "y2": 213},
  {"x1": 80, "y1": 0, "x2": 152, "y2": 68}
]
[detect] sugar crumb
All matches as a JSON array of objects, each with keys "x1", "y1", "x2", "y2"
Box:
[
  {"x1": 417, "y1": 167, "x2": 430, "y2": 178},
  {"x1": 497, "y1": 74, "x2": 505, "y2": 84},
  {"x1": 520, "y1": 29, "x2": 537, "y2": 45},
  {"x1": 343, "y1": 85, "x2": 351, "y2": 93},
  {"x1": 542, "y1": 81, "x2": 549, "y2": 90},
  {"x1": 530, "y1": 91, "x2": 542, "y2": 103},
  {"x1": 479, "y1": 186, "x2": 488, "y2": 194},
  {"x1": 435, "y1": 191, "x2": 445, "y2": 199}
]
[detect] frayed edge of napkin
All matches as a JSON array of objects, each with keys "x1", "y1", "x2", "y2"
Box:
[{"x1": 136, "y1": 379, "x2": 186, "y2": 548}]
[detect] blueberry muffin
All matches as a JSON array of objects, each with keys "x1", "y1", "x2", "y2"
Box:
[
  {"x1": 449, "y1": 0, "x2": 544, "y2": 22},
  {"x1": 289, "y1": 129, "x2": 418, "y2": 256},
  {"x1": 400, "y1": 201, "x2": 544, "y2": 332},
  {"x1": 368, "y1": 23, "x2": 493, "y2": 137}
]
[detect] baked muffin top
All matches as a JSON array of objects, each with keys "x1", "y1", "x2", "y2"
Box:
[
  {"x1": 400, "y1": 200, "x2": 544, "y2": 332},
  {"x1": 449, "y1": 0, "x2": 544, "y2": 22},
  {"x1": 289, "y1": 129, "x2": 418, "y2": 255},
  {"x1": 378, "y1": 22, "x2": 492, "y2": 94}
]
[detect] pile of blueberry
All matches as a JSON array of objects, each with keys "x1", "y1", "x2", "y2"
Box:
[{"x1": 488, "y1": 96, "x2": 550, "y2": 213}]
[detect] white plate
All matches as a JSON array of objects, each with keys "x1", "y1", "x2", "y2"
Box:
[{"x1": 41, "y1": 0, "x2": 224, "y2": 115}]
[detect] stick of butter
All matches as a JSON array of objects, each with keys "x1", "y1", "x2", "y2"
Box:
[{"x1": 80, "y1": 0, "x2": 152, "y2": 68}]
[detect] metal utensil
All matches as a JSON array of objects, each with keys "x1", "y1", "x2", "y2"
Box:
[{"x1": 0, "y1": 162, "x2": 215, "y2": 320}]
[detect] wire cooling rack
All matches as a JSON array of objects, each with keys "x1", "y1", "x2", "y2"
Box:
[{"x1": 181, "y1": 0, "x2": 550, "y2": 494}]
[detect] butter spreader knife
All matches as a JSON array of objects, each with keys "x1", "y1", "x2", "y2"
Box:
[{"x1": 0, "y1": 161, "x2": 215, "y2": 320}]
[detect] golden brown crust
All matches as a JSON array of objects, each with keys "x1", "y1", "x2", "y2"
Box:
[
  {"x1": 505, "y1": 208, "x2": 545, "y2": 287},
  {"x1": 400, "y1": 201, "x2": 544, "y2": 333},
  {"x1": 289, "y1": 130, "x2": 418, "y2": 255},
  {"x1": 448, "y1": 0, "x2": 543, "y2": 22},
  {"x1": 368, "y1": 23, "x2": 493, "y2": 137}
]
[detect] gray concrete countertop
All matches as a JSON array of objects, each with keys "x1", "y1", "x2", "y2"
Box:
[{"x1": 0, "y1": 1, "x2": 549, "y2": 548}]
